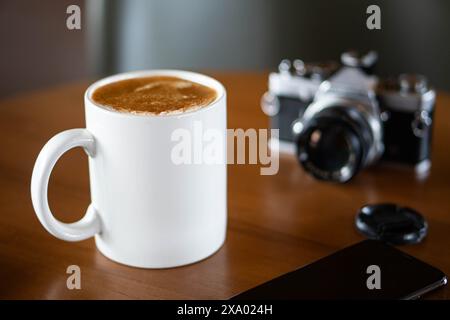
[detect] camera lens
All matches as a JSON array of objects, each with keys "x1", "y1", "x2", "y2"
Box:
[{"x1": 295, "y1": 107, "x2": 373, "y2": 182}]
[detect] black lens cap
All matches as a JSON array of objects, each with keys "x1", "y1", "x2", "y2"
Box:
[{"x1": 355, "y1": 203, "x2": 427, "y2": 245}]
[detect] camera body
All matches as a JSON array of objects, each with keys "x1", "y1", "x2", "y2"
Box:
[{"x1": 261, "y1": 51, "x2": 436, "y2": 182}]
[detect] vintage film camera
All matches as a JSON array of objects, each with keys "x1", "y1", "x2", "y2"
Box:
[{"x1": 261, "y1": 51, "x2": 435, "y2": 182}]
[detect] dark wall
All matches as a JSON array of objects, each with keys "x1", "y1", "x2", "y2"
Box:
[
  {"x1": 1, "y1": 0, "x2": 449, "y2": 97},
  {"x1": 271, "y1": 0, "x2": 450, "y2": 89},
  {"x1": 0, "y1": 0, "x2": 87, "y2": 97},
  {"x1": 91, "y1": 0, "x2": 450, "y2": 90}
]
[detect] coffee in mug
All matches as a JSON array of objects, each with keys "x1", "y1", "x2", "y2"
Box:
[{"x1": 91, "y1": 76, "x2": 217, "y2": 115}]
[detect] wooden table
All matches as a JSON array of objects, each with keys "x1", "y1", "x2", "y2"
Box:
[{"x1": 0, "y1": 72, "x2": 449, "y2": 299}]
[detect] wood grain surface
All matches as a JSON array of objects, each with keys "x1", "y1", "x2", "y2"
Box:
[{"x1": 0, "y1": 72, "x2": 449, "y2": 299}]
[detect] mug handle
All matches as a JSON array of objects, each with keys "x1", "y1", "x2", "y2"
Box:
[{"x1": 31, "y1": 128, "x2": 101, "y2": 241}]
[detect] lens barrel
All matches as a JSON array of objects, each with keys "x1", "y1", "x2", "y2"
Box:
[{"x1": 295, "y1": 107, "x2": 374, "y2": 182}]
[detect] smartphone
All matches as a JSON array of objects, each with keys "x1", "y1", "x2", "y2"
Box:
[{"x1": 232, "y1": 240, "x2": 447, "y2": 300}]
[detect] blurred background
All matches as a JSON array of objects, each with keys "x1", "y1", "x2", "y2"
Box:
[{"x1": 0, "y1": 0, "x2": 449, "y2": 98}]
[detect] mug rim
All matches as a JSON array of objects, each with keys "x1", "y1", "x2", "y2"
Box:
[{"x1": 85, "y1": 69, "x2": 226, "y2": 119}]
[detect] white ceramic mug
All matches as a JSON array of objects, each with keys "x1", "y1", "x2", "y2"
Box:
[{"x1": 31, "y1": 70, "x2": 227, "y2": 268}]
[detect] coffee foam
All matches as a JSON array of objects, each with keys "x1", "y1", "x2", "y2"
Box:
[
  {"x1": 91, "y1": 76, "x2": 217, "y2": 116},
  {"x1": 99, "y1": 103, "x2": 207, "y2": 116}
]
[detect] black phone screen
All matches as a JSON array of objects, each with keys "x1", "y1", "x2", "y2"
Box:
[{"x1": 232, "y1": 240, "x2": 446, "y2": 300}]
